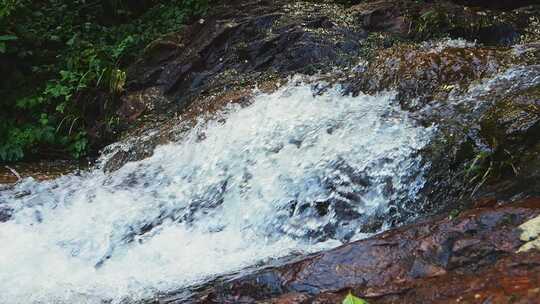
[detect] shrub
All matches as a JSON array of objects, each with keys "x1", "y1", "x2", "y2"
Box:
[{"x1": 0, "y1": 0, "x2": 210, "y2": 162}]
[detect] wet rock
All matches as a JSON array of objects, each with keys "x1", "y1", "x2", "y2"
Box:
[
  {"x1": 348, "y1": 0, "x2": 539, "y2": 46},
  {"x1": 346, "y1": 38, "x2": 539, "y2": 215},
  {"x1": 351, "y1": 44, "x2": 514, "y2": 108},
  {"x1": 98, "y1": 134, "x2": 164, "y2": 172},
  {"x1": 451, "y1": 0, "x2": 539, "y2": 10},
  {"x1": 414, "y1": 2, "x2": 539, "y2": 45},
  {"x1": 0, "y1": 205, "x2": 11, "y2": 222},
  {"x1": 117, "y1": 87, "x2": 170, "y2": 123},
  {"x1": 0, "y1": 161, "x2": 89, "y2": 184},
  {"x1": 443, "y1": 67, "x2": 540, "y2": 203},
  {"x1": 351, "y1": 1, "x2": 409, "y2": 35},
  {"x1": 157, "y1": 198, "x2": 540, "y2": 304},
  {"x1": 478, "y1": 23, "x2": 520, "y2": 46},
  {"x1": 125, "y1": 0, "x2": 366, "y2": 115}
]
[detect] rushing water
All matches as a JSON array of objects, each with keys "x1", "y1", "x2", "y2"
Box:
[{"x1": 0, "y1": 82, "x2": 433, "y2": 303}]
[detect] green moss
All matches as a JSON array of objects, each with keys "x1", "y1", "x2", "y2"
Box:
[
  {"x1": 363, "y1": 43, "x2": 513, "y2": 100},
  {"x1": 405, "y1": 2, "x2": 534, "y2": 43},
  {"x1": 464, "y1": 85, "x2": 540, "y2": 193}
]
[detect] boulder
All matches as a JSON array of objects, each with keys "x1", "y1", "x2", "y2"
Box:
[
  {"x1": 124, "y1": 0, "x2": 367, "y2": 118},
  {"x1": 451, "y1": 0, "x2": 538, "y2": 10}
]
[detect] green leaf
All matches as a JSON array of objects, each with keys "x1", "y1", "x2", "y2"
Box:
[
  {"x1": 0, "y1": 35, "x2": 18, "y2": 41},
  {"x1": 66, "y1": 34, "x2": 77, "y2": 46},
  {"x1": 343, "y1": 293, "x2": 369, "y2": 304},
  {"x1": 56, "y1": 102, "x2": 66, "y2": 113},
  {"x1": 0, "y1": 42, "x2": 5, "y2": 53},
  {"x1": 39, "y1": 113, "x2": 49, "y2": 126}
]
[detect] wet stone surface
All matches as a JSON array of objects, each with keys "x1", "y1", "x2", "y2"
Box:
[
  {"x1": 0, "y1": 160, "x2": 89, "y2": 184},
  {"x1": 158, "y1": 198, "x2": 540, "y2": 304}
]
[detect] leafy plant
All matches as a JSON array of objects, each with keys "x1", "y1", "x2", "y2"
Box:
[
  {"x1": 0, "y1": 0, "x2": 24, "y2": 19},
  {"x1": 416, "y1": 8, "x2": 449, "y2": 37},
  {"x1": 0, "y1": 34, "x2": 17, "y2": 53},
  {"x1": 343, "y1": 292, "x2": 369, "y2": 304},
  {"x1": 464, "y1": 147, "x2": 520, "y2": 197},
  {"x1": 0, "y1": 0, "x2": 210, "y2": 162}
]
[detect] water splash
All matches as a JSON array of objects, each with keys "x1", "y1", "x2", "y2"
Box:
[
  {"x1": 421, "y1": 37, "x2": 476, "y2": 53},
  {"x1": 0, "y1": 82, "x2": 433, "y2": 303}
]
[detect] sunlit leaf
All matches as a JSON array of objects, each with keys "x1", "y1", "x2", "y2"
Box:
[
  {"x1": 0, "y1": 34, "x2": 18, "y2": 41},
  {"x1": 343, "y1": 293, "x2": 369, "y2": 304}
]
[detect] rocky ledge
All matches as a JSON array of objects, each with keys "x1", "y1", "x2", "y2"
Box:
[{"x1": 155, "y1": 197, "x2": 540, "y2": 304}]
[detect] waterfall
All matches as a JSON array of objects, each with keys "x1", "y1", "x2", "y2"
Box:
[{"x1": 0, "y1": 81, "x2": 433, "y2": 303}]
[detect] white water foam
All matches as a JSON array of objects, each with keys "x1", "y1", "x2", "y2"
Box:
[
  {"x1": 0, "y1": 82, "x2": 433, "y2": 303},
  {"x1": 421, "y1": 37, "x2": 476, "y2": 53}
]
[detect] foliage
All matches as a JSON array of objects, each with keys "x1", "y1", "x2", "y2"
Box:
[
  {"x1": 343, "y1": 292, "x2": 369, "y2": 304},
  {"x1": 464, "y1": 148, "x2": 521, "y2": 197},
  {"x1": 411, "y1": 3, "x2": 494, "y2": 40},
  {"x1": 0, "y1": 0, "x2": 210, "y2": 162}
]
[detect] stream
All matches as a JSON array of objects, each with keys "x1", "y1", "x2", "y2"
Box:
[{"x1": 0, "y1": 82, "x2": 433, "y2": 303}]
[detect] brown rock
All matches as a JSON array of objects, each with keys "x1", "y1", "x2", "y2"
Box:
[
  {"x1": 156, "y1": 198, "x2": 540, "y2": 304},
  {"x1": 451, "y1": 0, "x2": 538, "y2": 9},
  {"x1": 351, "y1": 1, "x2": 409, "y2": 35}
]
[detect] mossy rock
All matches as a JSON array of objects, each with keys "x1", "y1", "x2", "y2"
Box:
[
  {"x1": 352, "y1": 44, "x2": 513, "y2": 107},
  {"x1": 471, "y1": 85, "x2": 540, "y2": 182},
  {"x1": 405, "y1": 1, "x2": 540, "y2": 45}
]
